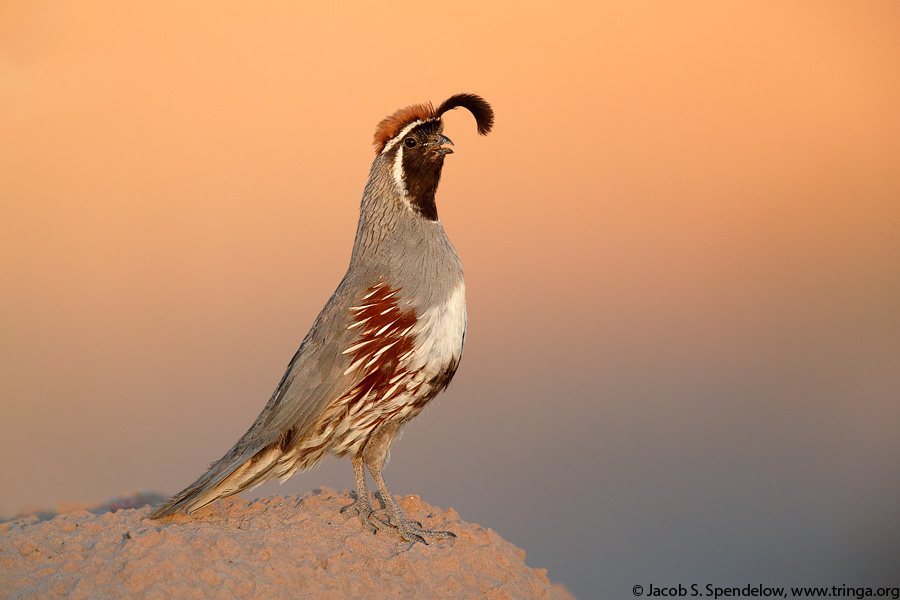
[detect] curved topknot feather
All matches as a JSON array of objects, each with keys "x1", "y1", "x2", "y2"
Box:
[
  {"x1": 436, "y1": 93, "x2": 494, "y2": 136},
  {"x1": 373, "y1": 93, "x2": 493, "y2": 154}
]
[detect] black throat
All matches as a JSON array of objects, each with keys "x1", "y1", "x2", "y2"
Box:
[{"x1": 403, "y1": 152, "x2": 444, "y2": 221}]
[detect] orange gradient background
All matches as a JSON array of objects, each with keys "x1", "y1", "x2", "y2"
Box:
[{"x1": 2, "y1": 2, "x2": 899, "y2": 596}]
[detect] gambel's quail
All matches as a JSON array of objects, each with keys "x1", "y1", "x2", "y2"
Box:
[{"x1": 151, "y1": 93, "x2": 494, "y2": 543}]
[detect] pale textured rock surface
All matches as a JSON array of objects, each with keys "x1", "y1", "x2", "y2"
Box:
[{"x1": 0, "y1": 489, "x2": 575, "y2": 600}]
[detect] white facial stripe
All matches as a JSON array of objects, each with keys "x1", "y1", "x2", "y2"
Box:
[
  {"x1": 379, "y1": 117, "x2": 439, "y2": 154},
  {"x1": 392, "y1": 145, "x2": 407, "y2": 196},
  {"x1": 381, "y1": 120, "x2": 422, "y2": 154}
]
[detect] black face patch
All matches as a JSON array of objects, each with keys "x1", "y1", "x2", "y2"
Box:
[{"x1": 399, "y1": 121, "x2": 446, "y2": 221}]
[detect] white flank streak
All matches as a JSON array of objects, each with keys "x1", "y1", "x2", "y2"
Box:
[
  {"x1": 343, "y1": 356, "x2": 367, "y2": 376},
  {"x1": 362, "y1": 287, "x2": 384, "y2": 300},
  {"x1": 372, "y1": 339, "x2": 399, "y2": 357},
  {"x1": 383, "y1": 381, "x2": 404, "y2": 401},
  {"x1": 379, "y1": 307, "x2": 395, "y2": 315},
  {"x1": 342, "y1": 339, "x2": 374, "y2": 355},
  {"x1": 347, "y1": 318, "x2": 369, "y2": 331},
  {"x1": 375, "y1": 319, "x2": 399, "y2": 336}
]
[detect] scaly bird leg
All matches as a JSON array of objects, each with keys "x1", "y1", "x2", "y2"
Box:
[
  {"x1": 340, "y1": 456, "x2": 379, "y2": 534},
  {"x1": 366, "y1": 464, "x2": 456, "y2": 544},
  {"x1": 341, "y1": 455, "x2": 400, "y2": 535}
]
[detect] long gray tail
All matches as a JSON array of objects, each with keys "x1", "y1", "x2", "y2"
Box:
[{"x1": 149, "y1": 442, "x2": 294, "y2": 518}]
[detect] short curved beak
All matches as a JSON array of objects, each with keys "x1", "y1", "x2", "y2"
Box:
[{"x1": 430, "y1": 134, "x2": 454, "y2": 155}]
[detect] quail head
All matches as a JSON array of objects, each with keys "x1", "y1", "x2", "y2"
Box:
[{"x1": 151, "y1": 93, "x2": 494, "y2": 543}]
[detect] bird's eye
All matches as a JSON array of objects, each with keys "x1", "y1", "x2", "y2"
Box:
[{"x1": 404, "y1": 137, "x2": 417, "y2": 148}]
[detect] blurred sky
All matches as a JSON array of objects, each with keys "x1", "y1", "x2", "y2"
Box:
[{"x1": 2, "y1": 2, "x2": 899, "y2": 598}]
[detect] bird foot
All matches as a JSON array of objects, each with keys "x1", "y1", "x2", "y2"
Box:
[
  {"x1": 341, "y1": 494, "x2": 453, "y2": 543},
  {"x1": 388, "y1": 513, "x2": 457, "y2": 545},
  {"x1": 372, "y1": 507, "x2": 422, "y2": 529},
  {"x1": 371, "y1": 500, "x2": 456, "y2": 544},
  {"x1": 340, "y1": 494, "x2": 379, "y2": 535}
]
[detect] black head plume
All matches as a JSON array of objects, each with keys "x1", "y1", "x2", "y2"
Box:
[
  {"x1": 374, "y1": 93, "x2": 494, "y2": 153},
  {"x1": 436, "y1": 93, "x2": 494, "y2": 136}
]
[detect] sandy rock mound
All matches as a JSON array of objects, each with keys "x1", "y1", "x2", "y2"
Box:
[{"x1": 1, "y1": 489, "x2": 574, "y2": 600}]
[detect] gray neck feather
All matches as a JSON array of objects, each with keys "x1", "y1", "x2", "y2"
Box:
[{"x1": 347, "y1": 155, "x2": 463, "y2": 309}]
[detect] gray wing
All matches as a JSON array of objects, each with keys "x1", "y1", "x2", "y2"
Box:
[{"x1": 150, "y1": 275, "x2": 361, "y2": 518}]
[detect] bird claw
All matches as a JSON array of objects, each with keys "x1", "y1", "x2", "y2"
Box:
[
  {"x1": 345, "y1": 496, "x2": 453, "y2": 543},
  {"x1": 339, "y1": 496, "x2": 363, "y2": 515},
  {"x1": 340, "y1": 496, "x2": 379, "y2": 534},
  {"x1": 396, "y1": 521, "x2": 456, "y2": 544},
  {"x1": 381, "y1": 513, "x2": 456, "y2": 544}
]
